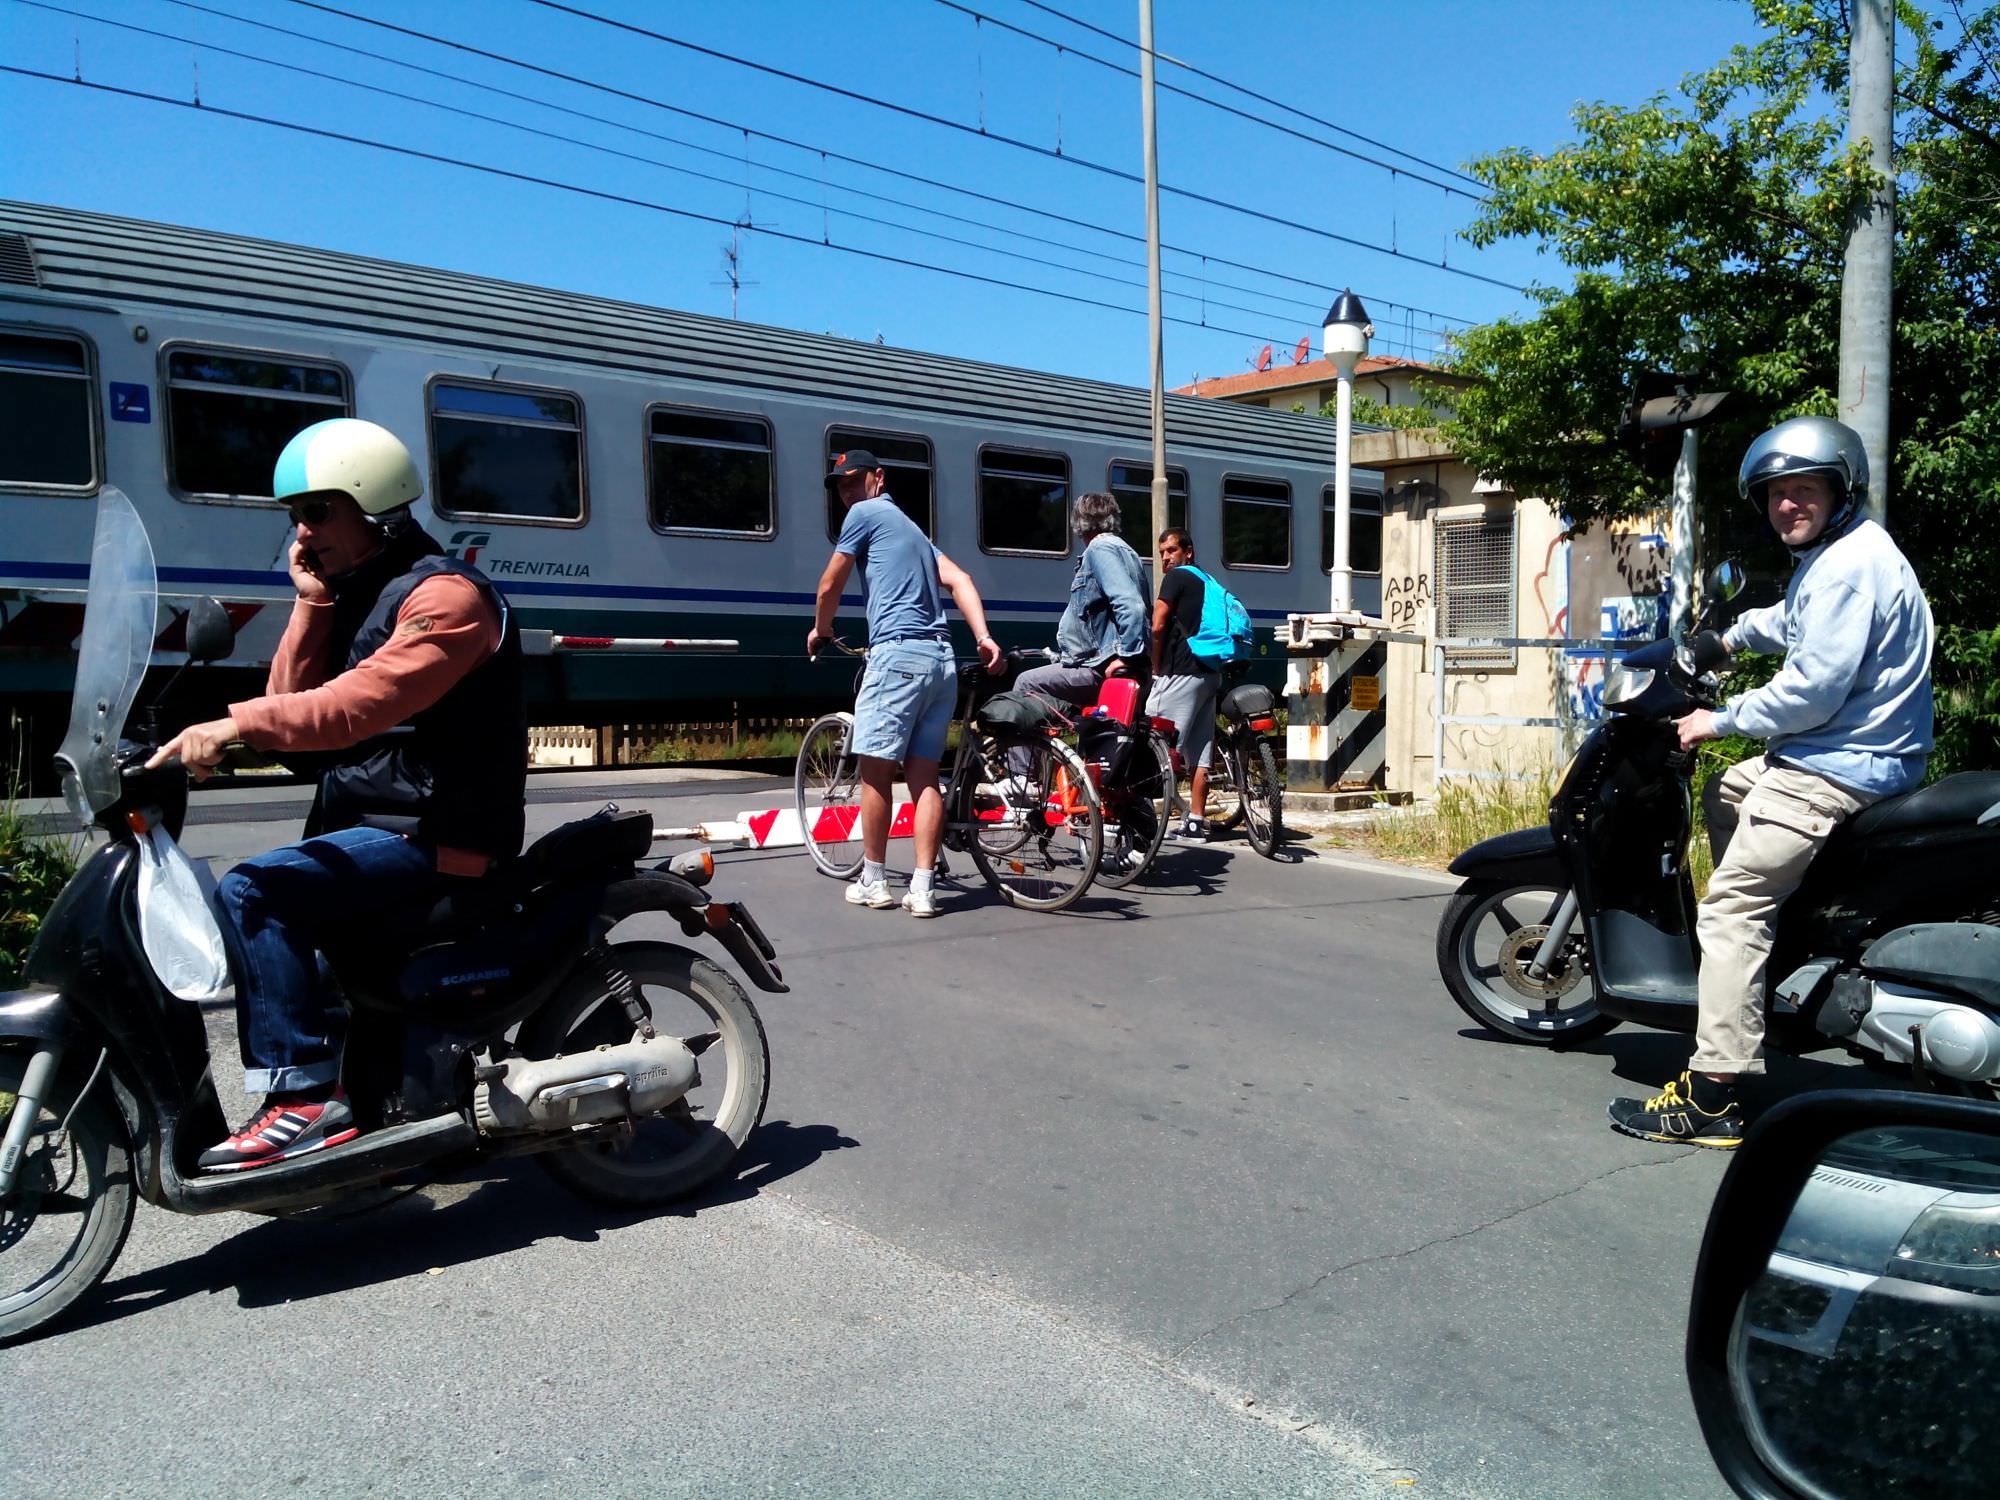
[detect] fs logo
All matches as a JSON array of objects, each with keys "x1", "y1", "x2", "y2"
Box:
[{"x1": 448, "y1": 530, "x2": 491, "y2": 565}]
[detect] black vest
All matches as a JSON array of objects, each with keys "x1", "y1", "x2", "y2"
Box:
[{"x1": 312, "y1": 545, "x2": 527, "y2": 862}]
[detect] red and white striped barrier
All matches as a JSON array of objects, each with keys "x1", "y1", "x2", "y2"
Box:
[
  {"x1": 653, "y1": 802, "x2": 919, "y2": 850},
  {"x1": 519, "y1": 629, "x2": 739, "y2": 654}
]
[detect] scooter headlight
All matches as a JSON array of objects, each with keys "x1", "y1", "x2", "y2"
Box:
[{"x1": 1601, "y1": 660, "x2": 1655, "y2": 710}]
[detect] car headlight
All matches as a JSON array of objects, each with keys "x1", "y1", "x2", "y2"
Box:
[{"x1": 1893, "y1": 1200, "x2": 2000, "y2": 1293}]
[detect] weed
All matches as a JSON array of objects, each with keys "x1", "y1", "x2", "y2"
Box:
[{"x1": 1, "y1": 725, "x2": 83, "y2": 986}]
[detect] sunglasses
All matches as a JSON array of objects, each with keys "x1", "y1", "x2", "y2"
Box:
[{"x1": 287, "y1": 497, "x2": 335, "y2": 526}]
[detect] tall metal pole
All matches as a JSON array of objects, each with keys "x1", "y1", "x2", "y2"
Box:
[
  {"x1": 1840, "y1": 0, "x2": 1894, "y2": 525},
  {"x1": 1330, "y1": 363, "x2": 1355, "y2": 613},
  {"x1": 1139, "y1": 0, "x2": 1168, "y2": 563}
]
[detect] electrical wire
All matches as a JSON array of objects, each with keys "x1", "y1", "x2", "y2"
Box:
[
  {"x1": 521, "y1": 0, "x2": 1527, "y2": 293},
  {"x1": 216, "y1": 0, "x2": 1479, "y2": 329},
  {"x1": 931, "y1": 0, "x2": 1484, "y2": 199},
  {"x1": 1011, "y1": 0, "x2": 1490, "y2": 192},
  {"x1": 5, "y1": 62, "x2": 1449, "y2": 360},
  {"x1": 13, "y1": 0, "x2": 1450, "y2": 356}
]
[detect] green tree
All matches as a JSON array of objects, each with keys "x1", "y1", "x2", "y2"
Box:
[{"x1": 1440, "y1": 0, "x2": 1999, "y2": 770}]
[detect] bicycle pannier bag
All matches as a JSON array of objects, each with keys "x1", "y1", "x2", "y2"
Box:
[{"x1": 976, "y1": 691, "x2": 1054, "y2": 736}]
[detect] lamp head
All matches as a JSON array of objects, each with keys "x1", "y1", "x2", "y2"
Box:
[{"x1": 1321, "y1": 288, "x2": 1374, "y2": 373}]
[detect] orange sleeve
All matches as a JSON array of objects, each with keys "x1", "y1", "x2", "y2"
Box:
[
  {"x1": 231, "y1": 576, "x2": 501, "y2": 752},
  {"x1": 266, "y1": 598, "x2": 339, "y2": 694}
]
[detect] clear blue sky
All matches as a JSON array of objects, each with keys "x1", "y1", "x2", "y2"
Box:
[{"x1": 1, "y1": 0, "x2": 1773, "y2": 388}]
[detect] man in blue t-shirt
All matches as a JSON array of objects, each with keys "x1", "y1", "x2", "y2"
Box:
[{"x1": 810, "y1": 448, "x2": 1003, "y2": 917}]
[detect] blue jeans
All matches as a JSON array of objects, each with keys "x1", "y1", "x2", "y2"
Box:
[{"x1": 216, "y1": 827, "x2": 443, "y2": 1095}]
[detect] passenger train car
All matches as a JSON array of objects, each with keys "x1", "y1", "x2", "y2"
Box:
[{"x1": 0, "y1": 201, "x2": 1382, "y2": 753}]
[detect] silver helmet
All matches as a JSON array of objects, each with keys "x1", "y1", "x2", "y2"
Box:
[{"x1": 1738, "y1": 415, "x2": 1868, "y2": 507}]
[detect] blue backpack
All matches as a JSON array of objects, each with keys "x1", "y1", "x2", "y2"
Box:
[{"x1": 1177, "y1": 565, "x2": 1255, "y2": 669}]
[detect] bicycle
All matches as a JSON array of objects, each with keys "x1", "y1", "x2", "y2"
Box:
[
  {"x1": 796, "y1": 640, "x2": 1104, "y2": 911},
  {"x1": 1202, "y1": 668, "x2": 1284, "y2": 857}
]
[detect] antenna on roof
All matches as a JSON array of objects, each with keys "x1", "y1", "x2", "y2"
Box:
[{"x1": 715, "y1": 215, "x2": 774, "y2": 320}]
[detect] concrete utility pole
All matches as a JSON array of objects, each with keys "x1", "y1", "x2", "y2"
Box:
[
  {"x1": 1840, "y1": 0, "x2": 1895, "y2": 525},
  {"x1": 1139, "y1": 0, "x2": 1169, "y2": 563}
]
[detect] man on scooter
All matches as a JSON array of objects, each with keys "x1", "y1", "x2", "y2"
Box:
[
  {"x1": 148, "y1": 418, "x2": 526, "y2": 1170},
  {"x1": 1608, "y1": 416, "x2": 1933, "y2": 1147}
]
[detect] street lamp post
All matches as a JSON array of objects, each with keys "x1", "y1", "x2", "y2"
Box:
[{"x1": 1322, "y1": 290, "x2": 1373, "y2": 616}]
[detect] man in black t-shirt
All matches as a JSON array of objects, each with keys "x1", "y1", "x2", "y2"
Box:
[{"x1": 1145, "y1": 528, "x2": 1221, "y2": 840}]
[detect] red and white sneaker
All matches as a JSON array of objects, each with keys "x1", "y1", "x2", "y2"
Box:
[{"x1": 199, "y1": 1091, "x2": 358, "y2": 1173}]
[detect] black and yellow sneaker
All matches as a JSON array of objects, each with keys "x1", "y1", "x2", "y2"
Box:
[{"x1": 1607, "y1": 1071, "x2": 1744, "y2": 1148}]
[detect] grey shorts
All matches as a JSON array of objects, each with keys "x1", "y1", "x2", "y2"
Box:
[{"x1": 1146, "y1": 672, "x2": 1220, "y2": 769}]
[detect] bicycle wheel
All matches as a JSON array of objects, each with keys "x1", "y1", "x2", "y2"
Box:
[
  {"x1": 1096, "y1": 730, "x2": 1171, "y2": 889},
  {"x1": 1208, "y1": 728, "x2": 1246, "y2": 830},
  {"x1": 969, "y1": 733, "x2": 1102, "y2": 911},
  {"x1": 795, "y1": 712, "x2": 865, "y2": 880},
  {"x1": 1231, "y1": 736, "x2": 1284, "y2": 856}
]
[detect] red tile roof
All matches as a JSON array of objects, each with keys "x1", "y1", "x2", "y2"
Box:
[{"x1": 1171, "y1": 355, "x2": 1440, "y2": 401}]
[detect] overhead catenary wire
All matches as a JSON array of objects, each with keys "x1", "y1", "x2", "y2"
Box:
[
  {"x1": 15, "y1": 0, "x2": 1450, "y2": 357},
  {"x1": 1009, "y1": 0, "x2": 1490, "y2": 192},
  {"x1": 930, "y1": 0, "x2": 1486, "y2": 199},
  {"x1": 522, "y1": 0, "x2": 1529, "y2": 293},
  {"x1": 198, "y1": 0, "x2": 1480, "y2": 331},
  {"x1": 4, "y1": 63, "x2": 1447, "y2": 362}
]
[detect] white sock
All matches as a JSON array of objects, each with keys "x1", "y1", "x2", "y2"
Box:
[
  {"x1": 910, "y1": 868, "x2": 936, "y2": 897},
  {"x1": 863, "y1": 859, "x2": 887, "y2": 885}
]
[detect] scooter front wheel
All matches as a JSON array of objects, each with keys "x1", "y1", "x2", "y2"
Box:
[
  {"x1": 1436, "y1": 879, "x2": 1616, "y2": 1045},
  {"x1": 0, "y1": 1052, "x2": 136, "y2": 1345}
]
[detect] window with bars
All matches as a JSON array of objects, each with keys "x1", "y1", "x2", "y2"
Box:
[
  {"x1": 166, "y1": 346, "x2": 349, "y2": 502},
  {"x1": 1320, "y1": 484, "x2": 1383, "y2": 575},
  {"x1": 825, "y1": 427, "x2": 934, "y2": 540},
  {"x1": 1107, "y1": 461, "x2": 1188, "y2": 553},
  {"x1": 648, "y1": 405, "x2": 774, "y2": 537},
  {"x1": 1221, "y1": 474, "x2": 1290, "y2": 570},
  {"x1": 0, "y1": 328, "x2": 95, "y2": 490},
  {"x1": 978, "y1": 445, "x2": 1070, "y2": 555},
  {"x1": 429, "y1": 379, "x2": 585, "y2": 524},
  {"x1": 1434, "y1": 512, "x2": 1517, "y2": 669}
]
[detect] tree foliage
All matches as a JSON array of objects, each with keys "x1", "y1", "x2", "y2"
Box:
[{"x1": 1439, "y1": 0, "x2": 1999, "y2": 770}]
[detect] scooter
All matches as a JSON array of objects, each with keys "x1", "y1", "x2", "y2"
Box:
[
  {"x1": 0, "y1": 488, "x2": 788, "y2": 1344},
  {"x1": 1436, "y1": 563, "x2": 2000, "y2": 1092}
]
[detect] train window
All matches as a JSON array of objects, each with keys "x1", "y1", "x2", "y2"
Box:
[
  {"x1": 1321, "y1": 484, "x2": 1383, "y2": 575},
  {"x1": 825, "y1": 427, "x2": 934, "y2": 541},
  {"x1": 0, "y1": 329, "x2": 95, "y2": 489},
  {"x1": 165, "y1": 347, "x2": 349, "y2": 502},
  {"x1": 648, "y1": 406, "x2": 774, "y2": 537},
  {"x1": 1107, "y1": 462, "x2": 1187, "y2": 552},
  {"x1": 429, "y1": 379, "x2": 585, "y2": 525},
  {"x1": 1222, "y1": 475, "x2": 1291, "y2": 570},
  {"x1": 979, "y1": 446, "x2": 1070, "y2": 556}
]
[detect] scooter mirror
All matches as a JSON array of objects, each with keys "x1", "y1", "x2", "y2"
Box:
[
  {"x1": 1705, "y1": 560, "x2": 1747, "y2": 603},
  {"x1": 185, "y1": 596, "x2": 235, "y2": 663}
]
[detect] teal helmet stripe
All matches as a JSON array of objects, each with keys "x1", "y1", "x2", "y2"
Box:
[{"x1": 273, "y1": 419, "x2": 344, "y2": 500}]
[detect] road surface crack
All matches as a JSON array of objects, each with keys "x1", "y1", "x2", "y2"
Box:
[{"x1": 1171, "y1": 1149, "x2": 1701, "y2": 1361}]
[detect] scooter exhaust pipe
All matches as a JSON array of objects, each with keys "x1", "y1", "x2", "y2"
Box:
[{"x1": 472, "y1": 1034, "x2": 698, "y2": 1134}]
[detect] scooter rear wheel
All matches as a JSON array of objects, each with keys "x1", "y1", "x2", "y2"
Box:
[
  {"x1": 1437, "y1": 879, "x2": 1617, "y2": 1045},
  {"x1": 0, "y1": 1053, "x2": 135, "y2": 1345},
  {"x1": 520, "y1": 941, "x2": 770, "y2": 1208}
]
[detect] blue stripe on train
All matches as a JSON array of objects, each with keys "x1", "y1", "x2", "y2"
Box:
[{"x1": 0, "y1": 562, "x2": 1292, "y2": 618}]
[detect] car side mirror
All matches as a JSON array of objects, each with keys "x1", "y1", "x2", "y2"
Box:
[
  {"x1": 1686, "y1": 1091, "x2": 2000, "y2": 1498},
  {"x1": 185, "y1": 596, "x2": 235, "y2": 663}
]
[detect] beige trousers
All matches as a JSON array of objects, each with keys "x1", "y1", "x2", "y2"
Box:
[{"x1": 1692, "y1": 756, "x2": 1874, "y2": 1074}]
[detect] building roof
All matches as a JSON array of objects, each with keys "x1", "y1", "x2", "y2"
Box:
[{"x1": 1171, "y1": 354, "x2": 1446, "y2": 402}]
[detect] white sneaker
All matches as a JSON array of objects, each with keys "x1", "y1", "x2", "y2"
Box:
[
  {"x1": 901, "y1": 888, "x2": 940, "y2": 918},
  {"x1": 846, "y1": 877, "x2": 894, "y2": 908}
]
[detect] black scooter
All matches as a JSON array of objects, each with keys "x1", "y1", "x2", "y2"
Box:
[
  {"x1": 1436, "y1": 564, "x2": 2000, "y2": 1091},
  {"x1": 0, "y1": 488, "x2": 788, "y2": 1344}
]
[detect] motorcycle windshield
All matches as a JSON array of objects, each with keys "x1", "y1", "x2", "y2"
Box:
[{"x1": 54, "y1": 486, "x2": 157, "y2": 826}]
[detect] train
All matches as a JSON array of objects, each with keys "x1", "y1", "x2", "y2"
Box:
[{"x1": 0, "y1": 200, "x2": 1383, "y2": 764}]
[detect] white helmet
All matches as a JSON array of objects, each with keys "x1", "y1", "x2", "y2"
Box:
[
  {"x1": 1737, "y1": 416, "x2": 1867, "y2": 545},
  {"x1": 272, "y1": 418, "x2": 422, "y2": 517}
]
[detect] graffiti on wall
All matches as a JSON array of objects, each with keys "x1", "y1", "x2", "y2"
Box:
[{"x1": 1383, "y1": 571, "x2": 1431, "y2": 631}]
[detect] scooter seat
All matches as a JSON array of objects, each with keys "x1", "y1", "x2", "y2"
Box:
[{"x1": 1842, "y1": 771, "x2": 2000, "y2": 841}]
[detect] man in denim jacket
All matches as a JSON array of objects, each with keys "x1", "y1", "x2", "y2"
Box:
[{"x1": 1012, "y1": 491, "x2": 1152, "y2": 719}]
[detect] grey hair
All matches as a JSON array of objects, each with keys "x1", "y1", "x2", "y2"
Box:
[{"x1": 1072, "y1": 491, "x2": 1122, "y2": 539}]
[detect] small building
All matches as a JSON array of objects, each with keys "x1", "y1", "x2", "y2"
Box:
[{"x1": 1172, "y1": 355, "x2": 1463, "y2": 419}]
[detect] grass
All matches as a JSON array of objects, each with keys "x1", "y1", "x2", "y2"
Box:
[
  {"x1": 1321, "y1": 764, "x2": 1720, "y2": 898},
  {"x1": 637, "y1": 728, "x2": 805, "y2": 765},
  {"x1": 1, "y1": 723, "x2": 83, "y2": 987}
]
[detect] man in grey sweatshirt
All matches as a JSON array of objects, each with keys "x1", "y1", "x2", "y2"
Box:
[{"x1": 1609, "y1": 416, "x2": 1934, "y2": 1147}]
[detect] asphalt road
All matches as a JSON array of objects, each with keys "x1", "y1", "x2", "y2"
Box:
[{"x1": 6, "y1": 772, "x2": 1871, "y2": 1498}]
